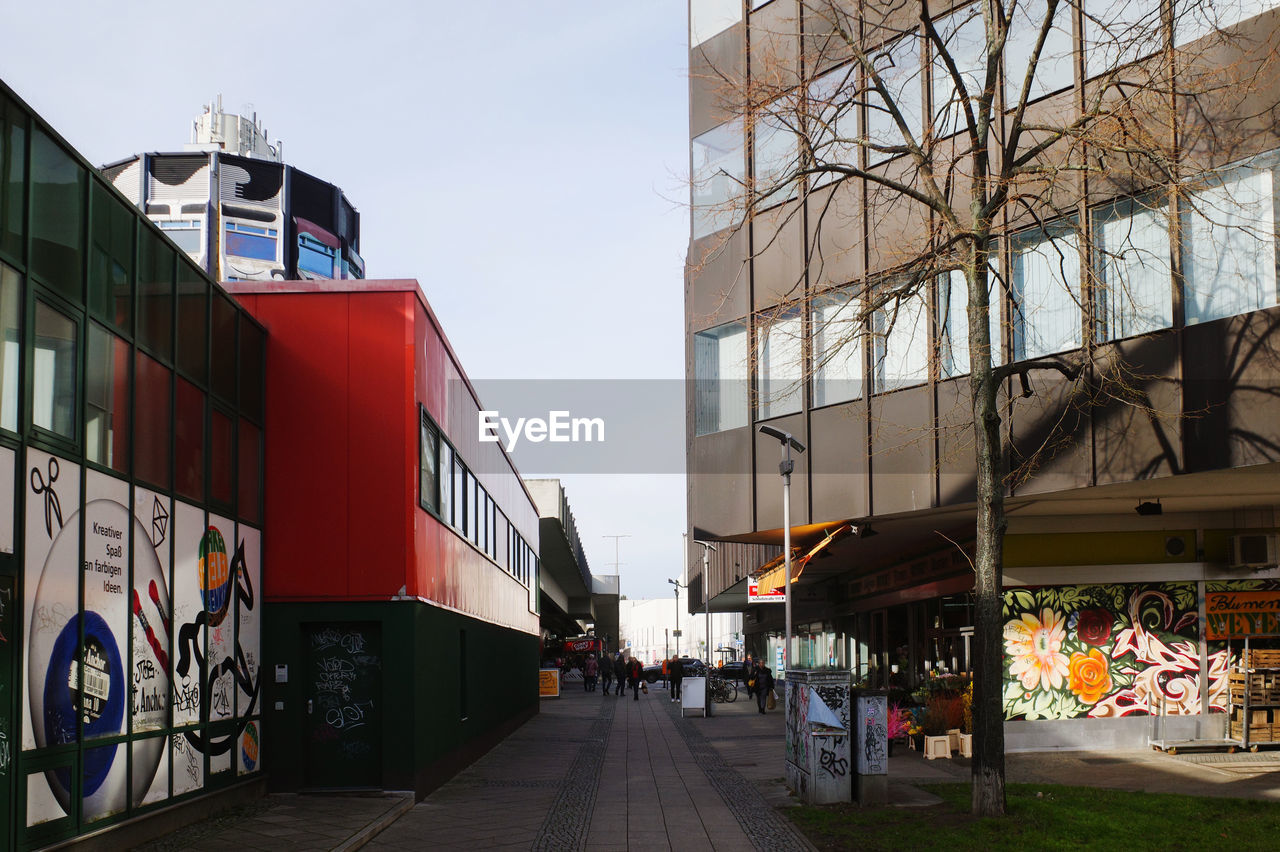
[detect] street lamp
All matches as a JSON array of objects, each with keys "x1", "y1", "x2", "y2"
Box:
[
  {"x1": 757, "y1": 424, "x2": 805, "y2": 678},
  {"x1": 693, "y1": 540, "x2": 716, "y2": 667},
  {"x1": 667, "y1": 577, "x2": 685, "y2": 657}
]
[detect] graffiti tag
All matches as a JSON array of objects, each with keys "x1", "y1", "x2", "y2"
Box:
[
  {"x1": 325, "y1": 700, "x2": 375, "y2": 732},
  {"x1": 820, "y1": 747, "x2": 848, "y2": 778},
  {"x1": 310, "y1": 628, "x2": 367, "y2": 654}
]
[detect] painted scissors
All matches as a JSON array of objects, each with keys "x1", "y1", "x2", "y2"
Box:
[{"x1": 30, "y1": 456, "x2": 62, "y2": 538}]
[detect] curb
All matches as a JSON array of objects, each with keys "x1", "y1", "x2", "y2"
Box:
[{"x1": 332, "y1": 793, "x2": 416, "y2": 852}]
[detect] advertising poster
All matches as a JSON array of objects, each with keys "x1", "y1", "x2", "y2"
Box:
[
  {"x1": 207, "y1": 513, "x2": 235, "y2": 727},
  {"x1": 172, "y1": 501, "x2": 204, "y2": 729},
  {"x1": 236, "y1": 524, "x2": 261, "y2": 719},
  {"x1": 132, "y1": 486, "x2": 172, "y2": 736}
]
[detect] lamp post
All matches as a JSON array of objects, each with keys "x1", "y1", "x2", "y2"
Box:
[
  {"x1": 757, "y1": 424, "x2": 805, "y2": 677},
  {"x1": 693, "y1": 541, "x2": 716, "y2": 667},
  {"x1": 667, "y1": 577, "x2": 685, "y2": 656}
]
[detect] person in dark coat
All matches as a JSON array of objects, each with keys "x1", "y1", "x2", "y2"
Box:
[
  {"x1": 669, "y1": 656, "x2": 684, "y2": 703},
  {"x1": 584, "y1": 654, "x2": 598, "y2": 692},
  {"x1": 754, "y1": 660, "x2": 775, "y2": 714},
  {"x1": 614, "y1": 653, "x2": 627, "y2": 696},
  {"x1": 627, "y1": 657, "x2": 643, "y2": 700},
  {"x1": 743, "y1": 654, "x2": 756, "y2": 700},
  {"x1": 600, "y1": 654, "x2": 613, "y2": 695}
]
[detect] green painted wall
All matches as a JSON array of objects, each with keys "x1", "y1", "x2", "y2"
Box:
[
  {"x1": 262, "y1": 600, "x2": 538, "y2": 796},
  {"x1": 1004, "y1": 530, "x2": 1197, "y2": 568}
]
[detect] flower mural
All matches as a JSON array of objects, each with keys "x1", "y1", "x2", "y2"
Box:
[{"x1": 1001, "y1": 583, "x2": 1246, "y2": 721}]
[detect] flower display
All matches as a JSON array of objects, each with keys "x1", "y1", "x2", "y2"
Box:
[
  {"x1": 1067, "y1": 648, "x2": 1111, "y2": 704},
  {"x1": 1073, "y1": 608, "x2": 1114, "y2": 646},
  {"x1": 1004, "y1": 608, "x2": 1069, "y2": 691}
]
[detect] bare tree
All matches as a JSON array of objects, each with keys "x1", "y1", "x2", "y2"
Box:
[{"x1": 689, "y1": 0, "x2": 1280, "y2": 816}]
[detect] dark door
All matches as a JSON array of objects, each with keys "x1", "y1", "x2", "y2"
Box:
[{"x1": 304, "y1": 623, "x2": 382, "y2": 789}]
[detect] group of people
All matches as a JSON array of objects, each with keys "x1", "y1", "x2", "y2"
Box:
[
  {"x1": 589, "y1": 652, "x2": 646, "y2": 700},
  {"x1": 578, "y1": 651, "x2": 777, "y2": 714}
]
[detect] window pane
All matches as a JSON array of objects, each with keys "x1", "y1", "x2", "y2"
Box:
[
  {"x1": 238, "y1": 419, "x2": 261, "y2": 524},
  {"x1": 175, "y1": 378, "x2": 205, "y2": 500},
  {"x1": 2, "y1": 100, "x2": 25, "y2": 258},
  {"x1": 211, "y1": 408, "x2": 232, "y2": 506},
  {"x1": 807, "y1": 64, "x2": 859, "y2": 188},
  {"x1": 86, "y1": 323, "x2": 130, "y2": 473},
  {"x1": 812, "y1": 287, "x2": 864, "y2": 406},
  {"x1": 239, "y1": 320, "x2": 265, "y2": 422},
  {"x1": 939, "y1": 265, "x2": 1003, "y2": 377},
  {"x1": 867, "y1": 33, "x2": 924, "y2": 165},
  {"x1": 756, "y1": 306, "x2": 804, "y2": 419},
  {"x1": 210, "y1": 293, "x2": 236, "y2": 402},
  {"x1": 440, "y1": 442, "x2": 454, "y2": 526},
  {"x1": 33, "y1": 300, "x2": 77, "y2": 438},
  {"x1": 298, "y1": 235, "x2": 336, "y2": 278},
  {"x1": 176, "y1": 262, "x2": 208, "y2": 382},
  {"x1": 157, "y1": 221, "x2": 202, "y2": 254},
  {"x1": 691, "y1": 0, "x2": 741, "y2": 46},
  {"x1": 0, "y1": 263, "x2": 19, "y2": 431},
  {"x1": 89, "y1": 180, "x2": 133, "y2": 331},
  {"x1": 451, "y1": 454, "x2": 464, "y2": 530},
  {"x1": 30, "y1": 129, "x2": 85, "y2": 301},
  {"x1": 753, "y1": 109, "x2": 798, "y2": 204},
  {"x1": 1183, "y1": 166, "x2": 1278, "y2": 324},
  {"x1": 420, "y1": 415, "x2": 439, "y2": 514},
  {"x1": 932, "y1": 6, "x2": 986, "y2": 138},
  {"x1": 135, "y1": 351, "x2": 171, "y2": 488},
  {"x1": 1005, "y1": 0, "x2": 1074, "y2": 104},
  {"x1": 691, "y1": 121, "x2": 746, "y2": 239},
  {"x1": 137, "y1": 228, "x2": 174, "y2": 359},
  {"x1": 874, "y1": 285, "x2": 929, "y2": 391},
  {"x1": 1012, "y1": 227, "x2": 1082, "y2": 360},
  {"x1": 694, "y1": 320, "x2": 749, "y2": 434},
  {"x1": 1084, "y1": 0, "x2": 1163, "y2": 79},
  {"x1": 224, "y1": 224, "x2": 277, "y2": 261},
  {"x1": 1094, "y1": 198, "x2": 1173, "y2": 339}
]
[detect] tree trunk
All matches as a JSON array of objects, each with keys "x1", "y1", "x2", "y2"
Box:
[{"x1": 968, "y1": 253, "x2": 1007, "y2": 817}]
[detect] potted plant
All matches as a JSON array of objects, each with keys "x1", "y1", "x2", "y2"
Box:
[
  {"x1": 921, "y1": 697, "x2": 953, "y2": 760},
  {"x1": 958, "y1": 682, "x2": 974, "y2": 757}
]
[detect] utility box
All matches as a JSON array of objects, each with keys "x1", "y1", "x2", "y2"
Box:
[
  {"x1": 784, "y1": 670, "x2": 852, "y2": 804},
  {"x1": 853, "y1": 690, "x2": 890, "y2": 805}
]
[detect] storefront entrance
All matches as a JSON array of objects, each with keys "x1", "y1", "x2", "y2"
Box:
[{"x1": 304, "y1": 623, "x2": 382, "y2": 789}]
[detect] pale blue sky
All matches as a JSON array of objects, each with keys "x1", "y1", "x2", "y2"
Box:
[{"x1": 0, "y1": 0, "x2": 693, "y2": 600}]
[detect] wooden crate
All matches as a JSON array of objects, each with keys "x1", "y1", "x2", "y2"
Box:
[
  {"x1": 1244, "y1": 649, "x2": 1280, "y2": 669},
  {"x1": 1229, "y1": 721, "x2": 1274, "y2": 742}
]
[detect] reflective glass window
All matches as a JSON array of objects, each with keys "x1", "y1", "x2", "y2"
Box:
[
  {"x1": 873, "y1": 284, "x2": 930, "y2": 392},
  {"x1": 32, "y1": 300, "x2": 77, "y2": 439},
  {"x1": 691, "y1": 0, "x2": 742, "y2": 46},
  {"x1": 932, "y1": 6, "x2": 986, "y2": 138},
  {"x1": 211, "y1": 408, "x2": 233, "y2": 506},
  {"x1": 30, "y1": 129, "x2": 85, "y2": 301},
  {"x1": 239, "y1": 320, "x2": 264, "y2": 422},
  {"x1": 175, "y1": 378, "x2": 205, "y2": 501},
  {"x1": 691, "y1": 121, "x2": 746, "y2": 239},
  {"x1": 135, "y1": 351, "x2": 172, "y2": 488},
  {"x1": 1094, "y1": 197, "x2": 1173, "y2": 339},
  {"x1": 175, "y1": 261, "x2": 208, "y2": 382},
  {"x1": 420, "y1": 414, "x2": 440, "y2": 514},
  {"x1": 807, "y1": 64, "x2": 859, "y2": 188},
  {"x1": 137, "y1": 228, "x2": 174, "y2": 360},
  {"x1": 1084, "y1": 0, "x2": 1163, "y2": 79},
  {"x1": 811, "y1": 287, "x2": 864, "y2": 406},
  {"x1": 0, "y1": 263, "x2": 19, "y2": 431},
  {"x1": 1011, "y1": 226, "x2": 1083, "y2": 360},
  {"x1": 86, "y1": 322, "x2": 130, "y2": 473},
  {"x1": 210, "y1": 293, "x2": 237, "y2": 402},
  {"x1": 694, "y1": 320, "x2": 749, "y2": 434},
  {"x1": 89, "y1": 180, "x2": 133, "y2": 331},
  {"x1": 867, "y1": 33, "x2": 924, "y2": 165},
  {"x1": 2, "y1": 98, "x2": 26, "y2": 259},
  {"x1": 1005, "y1": 0, "x2": 1074, "y2": 104},
  {"x1": 756, "y1": 306, "x2": 804, "y2": 420}
]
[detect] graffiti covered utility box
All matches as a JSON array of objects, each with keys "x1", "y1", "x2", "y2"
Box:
[
  {"x1": 785, "y1": 670, "x2": 852, "y2": 805},
  {"x1": 854, "y1": 690, "x2": 889, "y2": 806}
]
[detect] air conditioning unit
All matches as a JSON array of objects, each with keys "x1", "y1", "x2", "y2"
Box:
[{"x1": 1231, "y1": 534, "x2": 1279, "y2": 568}]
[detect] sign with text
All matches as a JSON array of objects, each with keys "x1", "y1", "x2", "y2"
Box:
[
  {"x1": 748, "y1": 582, "x2": 785, "y2": 603},
  {"x1": 1206, "y1": 591, "x2": 1280, "y2": 638},
  {"x1": 539, "y1": 669, "x2": 561, "y2": 698}
]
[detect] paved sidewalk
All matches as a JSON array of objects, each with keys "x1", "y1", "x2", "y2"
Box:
[{"x1": 134, "y1": 679, "x2": 1280, "y2": 850}]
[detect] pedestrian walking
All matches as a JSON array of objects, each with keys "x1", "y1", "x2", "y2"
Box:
[
  {"x1": 669, "y1": 656, "x2": 684, "y2": 703},
  {"x1": 753, "y1": 660, "x2": 775, "y2": 714},
  {"x1": 600, "y1": 655, "x2": 613, "y2": 695},
  {"x1": 744, "y1": 654, "x2": 756, "y2": 700},
  {"x1": 614, "y1": 653, "x2": 627, "y2": 697},
  {"x1": 584, "y1": 654, "x2": 598, "y2": 692},
  {"x1": 627, "y1": 657, "x2": 643, "y2": 701}
]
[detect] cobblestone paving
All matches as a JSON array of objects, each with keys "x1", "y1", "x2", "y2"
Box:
[
  {"x1": 531, "y1": 694, "x2": 617, "y2": 851},
  {"x1": 666, "y1": 702, "x2": 814, "y2": 852}
]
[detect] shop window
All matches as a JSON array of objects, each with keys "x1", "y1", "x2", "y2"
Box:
[
  {"x1": 1, "y1": 98, "x2": 25, "y2": 259},
  {"x1": 756, "y1": 305, "x2": 804, "y2": 420},
  {"x1": 89, "y1": 180, "x2": 133, "y2": 331},
  {"x1": 932, "y1": 6, "x2": 986, "y2": 139},
  {"x1": 1182, "y1": 163, "x2": 1278, "y2": 324},
  {"x1": 86, "y1": 323, "x2": 130, "y2": 473},
  {"x1": 1010, "y1": 225, "x2": 1082, "y2": 360},
  {"x1": 211, "y1": 408, "x2": 233, "y2": 506},
  {"x1": 807, "y1": 64, "x2": 859, "y2": 188},
  {"x1": 1094, "y1": 197, "x2": 1173, "y2": 339},
  {"x1": 175, "y1": 262, "x2": 208, "y2": 382},
  {"x1": 691, "y1": 0, "x2": 741, "y2": 46},
  {"x1": 1005, "y1": 0, "x2": 1074, "y2": 104},
  {"x1": 32, "y1": 300, "x2": 77, "y2": 439},
  {"x1": 691, "y1": 120, "x2": 746, "y2": 239},
  {"x1": 135, "y1": 351, "x2": 172, "y2": 489},
  {"x1": 30, "y1": 128, "x2": 85, "y2": 302},
  {"x1": 0, "y1": 263, "x2": 19, "y2": 431},
  {"x1": 811, "y1": 286, "x2": 864, "y2": 406},
  {"x1": 238, "y1": 419, "x2": 261, "y2": 524},
  {"x1": 137, "y1": 228, "x2": 174, "y2": 360},
  {"x1": 1084, "y1": 0, "x2": 1163, "y2": 80},
  {"x1": 175, "y1": 378, "x2": 205, "y2": 501},
  {"x1": 420, "y1": 412, "x2": 440, "y2": 515},
  {"x1": 694, "y1": 320, "x2": 748, "y2": 434},
  {"x1": 867, "y1": 32, "x2": 923, "y2": 165},
  {"x1": 224, "y1": 222, "x2": 277, "y2": 261},
  {"x1": 873, "y1": 284, "x2": 929, "y2": 392},
  {"x1": 210, "y1": 293, "x2": 237, "y2": 403}
]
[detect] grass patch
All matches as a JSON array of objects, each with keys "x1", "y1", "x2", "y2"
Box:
[{"x1": 788, "y1": 783, "x2": 1280, "y2": 851}]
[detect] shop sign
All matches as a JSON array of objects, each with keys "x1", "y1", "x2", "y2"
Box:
[
  {"x1": 748, "y1": 582, "x2": 785, "y2": 603},
  {"x1": 563, "y1": 638, "x2": 602, "y2": 653},
  {"x1": 1206, "y1": 591, "x2": 1280, "y2": 638}
]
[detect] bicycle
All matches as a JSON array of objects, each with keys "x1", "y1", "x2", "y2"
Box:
[{"x1": 708, "y1": 673, "x2": 738, "y2": 703}]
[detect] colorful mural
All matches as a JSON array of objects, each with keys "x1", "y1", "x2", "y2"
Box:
[{"x1": 1002, "y1": 582, "x2": 1224, "y2": 721}]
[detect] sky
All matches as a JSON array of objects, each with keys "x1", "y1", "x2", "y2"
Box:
[{"x1": 0, "y1": 0, "x2": 694, "y2": 600}]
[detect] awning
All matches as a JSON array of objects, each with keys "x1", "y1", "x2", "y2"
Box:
[{"x1": 753, "y1": 524, "x2": 852, "y2": 594}]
